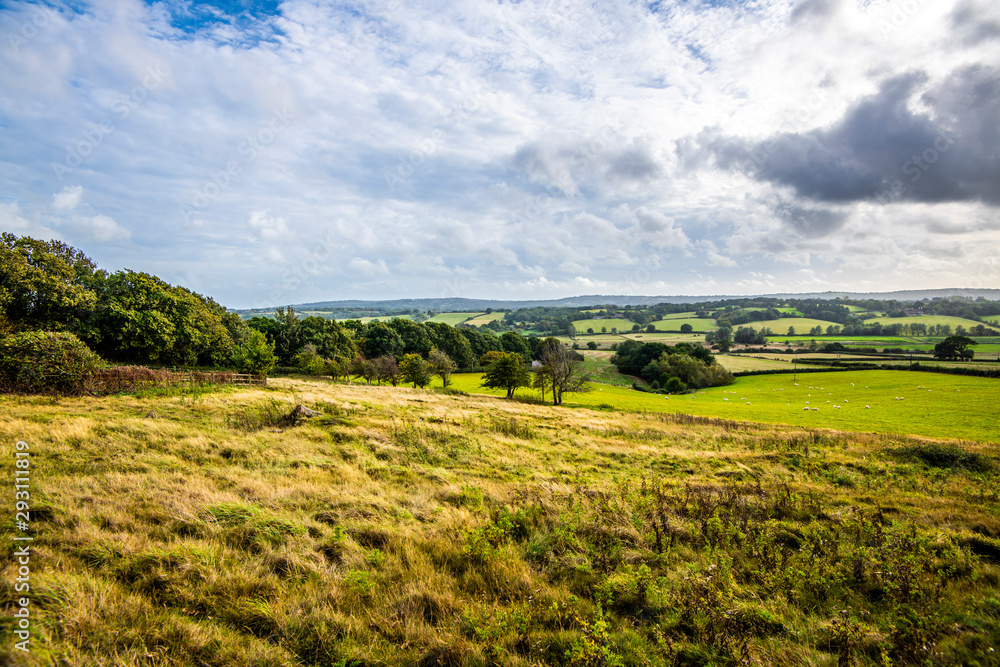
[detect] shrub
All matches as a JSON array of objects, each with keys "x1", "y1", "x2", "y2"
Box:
[{"x1": 0, "y1": 330, "x2": 104, "y2": 394}]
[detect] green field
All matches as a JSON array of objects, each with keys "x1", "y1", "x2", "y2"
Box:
[
  {"x1": 716, "y1": 354, "x2": 794, "y2": 372},
  {"x1": 464, "y1": 312, "x2": 504, "y2": 325},
  {"x1": 572, "y1": 317, "x2": 642, "y2": 333},
  {"x1": 985, "y1": 315, "x2": 1000, "y2": 326},
  {"x1": 657, "y1": 311, "x2": 700, "y2": 319},
  {"x1": 741, "y1": 317, "x2": 843, "y2": 332},
  {"x1": 450, "y1": 370, "x2": 1000, "y2": 442},
  {"x1": 650, "y1": 317, "x2": 716, "y2": 332},
  {"x1": 426, "y1": 312, "x2": 482, "y2": 325},
  {"x1": 861, "y1": 314, "x2": 987, "y2": 329}
]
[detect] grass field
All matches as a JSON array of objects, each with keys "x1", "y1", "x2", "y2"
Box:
[
  {"x1": 744, "y1": 317, "x2": 844, "y2": 333},
  {"x1": 985, "y1": 315, "x2": 1000, "y2": 326},
  {"x1": 715, "y1": 354, "x2": 794, "y2": 372},
  {"x1": 572, "y1": 318, "x2": 642, "y2": 333},
  {"x1": 649, "y1": 318, "x2": 716, "y2": 332},
  {"x1": 657, "y1": 311, "x2": 700, "y2": 319},
  {"x1": 464, "y1": 312, "x2": 504, "y2": 325},
  {"x1": 426, "y1": 312, "x2": 483, "y2": 325},
  {"x1": 861, "y1": 314, "x2": 987, "y2": 330},
  {"x1": 450, "y1": 370, "x2": 1000, "y2": 442},
  {"x1": 2, "y1": 377, "x2": 999, "y2": 666}
]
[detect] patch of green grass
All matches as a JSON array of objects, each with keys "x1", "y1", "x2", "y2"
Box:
[
  {"x1": 450, "y1": 369, "x2": 1000, "y2": 441},
  {"x1": 2, "y1": 377, "x2": 999, "y2": 666},
  {"x1": 426, "y1": 312, "x2": 482, "y2": 325}
]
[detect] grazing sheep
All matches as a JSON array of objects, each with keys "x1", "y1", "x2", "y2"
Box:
[{"x1": 866, "y1": 405, "x2": 870, "y2": 409}]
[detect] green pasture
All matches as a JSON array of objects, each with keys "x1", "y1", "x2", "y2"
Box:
[
  {"x1": 716, "y1": 354, "x2": 794, "y2": 372},
  {"x1": 649, "y1": 317, "x2": 716, "y2": 332},
  {"x1": 464, "y1": 312, "x2": 504, "y2": 325},
  {"x1": 742, "y1": 317, "x2": 843, "y2": 332},
  {"x1": 657, "y1": 311, "x2": 700, "y2": 319},
  {"x1": 861, "y1": 314, "x2": 987, "y2": 329},
  {"x1": 984, "y1": 315, "x2": 1000, "y2": 326},
  {"x1": 449, "y1": 370, "x2": 1000, "y2": 442},
  {"x1": 426, "y1": 312, "x2": 482, "y2": 325},
  {"x1": 572, "y1": 317, "x2": 642, "y2": 332}
]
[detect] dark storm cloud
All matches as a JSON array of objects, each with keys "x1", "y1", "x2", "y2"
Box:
[
  {"x1": 682, "y1": 65, "x2": 1000, "y2": 206},
  {"x1": 950, "y1": 0, "x2": 1000, "y2": 45}
]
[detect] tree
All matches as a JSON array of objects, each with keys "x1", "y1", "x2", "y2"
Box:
[
  {"x1": 399, "y1": 353, "x2": 431, "y2": 387},
  {"x1": 0, "y1": 331, "x2": 104, "y2": 394},
  {"x1": 480, "y1": 350, "x2": 504, "y2": 366},
  {"x1": 587, "y1": 328, "x2": 594, "y2": 335},
  {"x1": 374, "y1": 355, "x2": 401, "y2": 386},
  {"x1": 933, "y1": 335, "x2": 977, "y2": 361},
  {"x1": 232, "y1": 330, "x2": 277, "y2": 376},
  {"x1": 0, "y1": 233, "x2": 99, "y2": 333},
  {"x1": 481, "y1": 352, "x2": 531, "y2": 399},
  {"x1": 358, "y1": 321, "x2": 404, "y2": 360},
  {"x1": 292, "y1": 343, "x2": 325, "y2": 375},
  {"x1": 679, "y1": 323, "x2": 693, "y2": 334},
  {"x1": 587, "y1": 341, "x2": 598, "y2": 350},
  {"x1": 538, "y1": 342, "x2": 590, "y2": 405},
  {"x1": 429, "y1": 349, "x2": 457, "y2": 387},
  {"x1": 646, "y1": 324, "x2": 656, "y2": 333},
  {"x1": 787, "y1": 326, "x2": 796, "y2": 336}
]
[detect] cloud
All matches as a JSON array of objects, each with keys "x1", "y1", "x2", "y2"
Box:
[
  {"x1": 683, "y1": 65, "x2": 1000, "y2": 207},
  {"x1": 52, "y1": 185, "x2": 83, "y2": 210},
  {"x1": 77, "y1": 214, "x2": 130, "y2": 242},
  {"x1": 0, "y1": 0, "x2": 997, "y2": 305}
]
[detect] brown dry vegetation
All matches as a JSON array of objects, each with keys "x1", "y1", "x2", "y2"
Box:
[{"x1": 0, "y1": 377, "x2": 998, "y2": 666}]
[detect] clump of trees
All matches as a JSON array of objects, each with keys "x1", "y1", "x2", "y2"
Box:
[
  {"x1": 933, "y1": 336, "x2": 977, "y2": 361},
  {"x1": 611, "y1": 339, "x2": 732, "y2": 391},
  {"x1": 1, "y1": 234, "x2": 253, "y2": 369}
]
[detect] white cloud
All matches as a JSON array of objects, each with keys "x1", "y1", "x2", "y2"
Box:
[
  {"x1": 78, "y1": 214, "x2": 130, "y2": 242},
  {"x1": 52, "y1": 185, "x2": 83, "y2": 210},
  {"x1": 0, "y1": 0, "x2": 995, "y2": 305}
]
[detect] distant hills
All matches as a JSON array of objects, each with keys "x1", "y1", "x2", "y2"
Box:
[{"x1": 235, "y1": 288, "x2": 1000, "y2": 316}]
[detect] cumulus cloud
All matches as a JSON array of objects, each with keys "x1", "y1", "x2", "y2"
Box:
[
  {"x1": 52, "y1": 185, "x2": 83, "y2": 210},
  {"x1": 682, "y1": 65, "x2": 1000, "y2": 207},
  {"x1": 0, "y1": 0, "x2": 997, "y2": 304}
]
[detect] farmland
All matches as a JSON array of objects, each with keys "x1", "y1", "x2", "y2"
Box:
[
  {"x1": 3, "y1": 374, "x2": 998, "y2": 666},
  {"x1": 426, "y1": 312, "x2": 483, "y2": 326},
  {"x1": 449, "y1": 369, "x2": 1000, "y2": 442},
  {"x1": 861, "y1": 314, "x2": 988, "y2": 330}
]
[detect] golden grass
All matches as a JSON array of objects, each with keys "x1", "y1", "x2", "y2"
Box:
[{"x1": 0, "y1": 379, "x2": 998, "y2": 665}]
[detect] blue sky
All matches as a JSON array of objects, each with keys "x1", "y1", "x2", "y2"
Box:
[{"x1": 1, "y1": 0, "x2": 999, "y2": 308}]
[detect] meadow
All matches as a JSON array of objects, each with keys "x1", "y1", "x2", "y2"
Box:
[
  {"x1": 572, "y1": 318, "x2": 643, "y2": 333},
  {"x1": 426, "y1": 313, "x2": 483, "y2": 326},
  {"x1": 448, "y1": 369, "x2": 1000, "y2": 442},
  {"x1": 1, "y1": 376, "x2": 998, "y2": 666},
  {"x1": 649, "y1": 318, "x2": 716, "y2": 332},
  {"x1": 860, "y1": 315, "x2": 987, "y2": 330}
]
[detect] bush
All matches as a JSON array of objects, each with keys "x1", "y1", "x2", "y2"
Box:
[{"x1": 0, "y1": 331, "x2": 104, "y2": 394}]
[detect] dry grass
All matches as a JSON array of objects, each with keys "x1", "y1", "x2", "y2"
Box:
[{"x1": 0, "y1": 378, "x2": 998, "y2": 665}]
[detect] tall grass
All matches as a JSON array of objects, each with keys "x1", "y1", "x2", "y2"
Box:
[{"x1": 0, "y1": 377, "x2": 997, "y2": 666}]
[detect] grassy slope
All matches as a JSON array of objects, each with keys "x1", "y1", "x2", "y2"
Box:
[
  {"x1": 426, "y1": 313, "x2": 483, "y2": 325},
  {"x1": 746, "y1": 318, "x2": 844, "y2": 332},
  {"x1": 861, "y1": 315, "x2": 988, "y2": 329},
  {"x1": 1, "y1": 380, "x2": 998, "y2": 667},
  {"x1": 572, "y1": 318, "x2": 642, "y2": 333},
  {"x1": 450, "y1": 370, "x2": 1000, "y2": 442},
  {"x1": 649, "y1": 318, "x2": 716, "y2": 332}
]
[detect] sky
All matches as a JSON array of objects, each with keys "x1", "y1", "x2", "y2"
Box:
[{"x1": 1, "y1": 0, "x2": 999, "y2": 309}]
